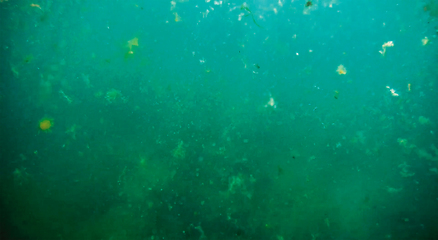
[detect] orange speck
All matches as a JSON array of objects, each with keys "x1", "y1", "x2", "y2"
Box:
[
  {"x1": 39, "y1": 118, "x2": 53, "y2": 131},
  {"x1": 408, "y1": 83, "x2": 411, "y2": 92}
]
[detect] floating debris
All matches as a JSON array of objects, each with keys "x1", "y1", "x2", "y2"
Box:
[
  {"x1": 173, "y1": 12, "x2": 182, "y2": 22},
  {"x1": 386, "y1": 186, "x2": 402, "y2": 193},
  {"x1": 30, "y1": 3, "x2": 42, "y2": 10},
  {"x1": 379, "y1": 41, "x2": 394, "y2": 56},
  {"x1": 65, "y1": 124, "x2": 79, "y2": 140},
  {"x1": 305, "y1": 1, "x2": 313, "y2": 7},
  {"x1": 105, "y1": 88, "x2": 127, "y2": 103},
  {"x1": 422, "y1": 37, "x2": 429, "y2": 46},
  {"x1": 127, "y1": 37, "x2": 139, "y2": 54},
  {"x1": 172, "y1": 140, "x2": 186, "y2": 159},
  {"x1": 39, "y1": 117, "x2": 54, "y2": 132},
  {"x1": 336, "y1": 64, "x2": 347, "y2": 75},
  {"x1": 418, "y1": 116, "x2": 430, "y2": 125},
  {"x1": 386, "y1": 86, "x2": 399, "y2": 97},
  {"x1": 264, "y1": 94, "x2": 277, "y2": 108},
  {"x1": 59, "y1": 90, "x2": 73, "y2": 104},
  {"x1": 240, "y1": 3, "x2": 263, "y2": 28},
  {"x1": 398, "y1": 162, "x2": 415, "y2": 177}
]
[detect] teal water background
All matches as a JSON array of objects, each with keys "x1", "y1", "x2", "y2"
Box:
[{"x1": 1, "y1": 0, "x2": 438, "y2": 239}]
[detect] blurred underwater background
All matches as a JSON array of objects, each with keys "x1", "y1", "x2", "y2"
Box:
[{"x1": 1, "y1": 0, "x2": 438, "y2": 239}]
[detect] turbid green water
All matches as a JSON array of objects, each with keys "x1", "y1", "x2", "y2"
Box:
[{"x1": 1, "y1": 0, "x2": 437, "y2": 239}]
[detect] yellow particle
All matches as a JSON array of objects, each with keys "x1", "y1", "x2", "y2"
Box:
[
  {"x1": 422, "y1": 37, "x2": 429, "y2": 46},
  {"x1": 336, "y1": 64, "x2": 346, "y2": 75},
  {"x1": 174, "y1": 12, "x2": 182, "y2": 22},
  {"x1": 39, "y1": 117, "x2": 54, "y2": 132},
  {"x1": 30, "y1": 3, "x2": 42, "y2": 9}
]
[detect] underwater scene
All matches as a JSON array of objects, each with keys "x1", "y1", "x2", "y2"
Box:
[{"x1": 1, "y1": 0, "x2": 438, "y2": 239}]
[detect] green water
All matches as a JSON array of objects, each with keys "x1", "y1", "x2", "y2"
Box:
[{"x1": 1, "y1": 0, "x2": 437, "y2": 239}]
